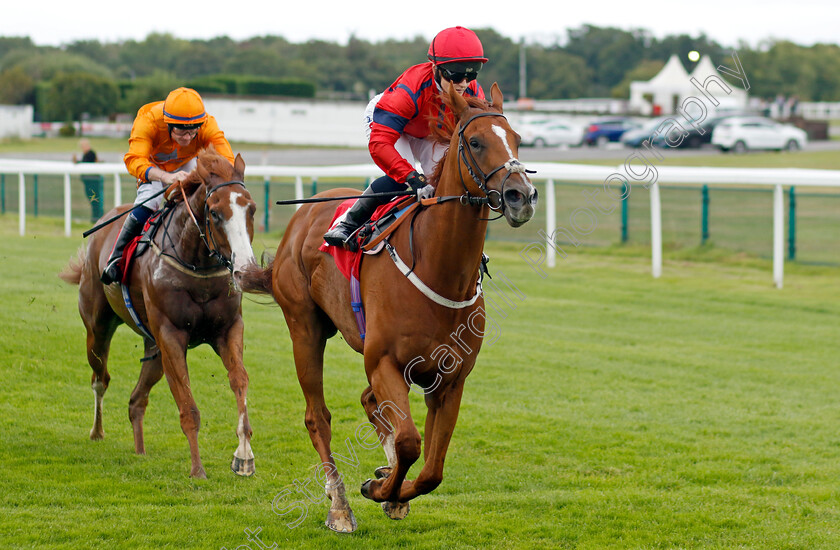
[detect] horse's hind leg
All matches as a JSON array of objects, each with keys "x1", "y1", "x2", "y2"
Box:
[
  {"x1": 82, "y1": 304, "x2": 119, "y2": 441},
  {"x1": 215, "y1": 317, "x2": 254, "y2": 477},
  {"x1": 286, "y1": 310, "x2": 356, "y2": 533},
  {"x1": 128, "y1": 339, "x2": 163, "y2": 454}
]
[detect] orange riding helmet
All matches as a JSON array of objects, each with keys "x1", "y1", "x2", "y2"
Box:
[{"x1": 162, "y1": 87, "x2": 208, "y2": 126}]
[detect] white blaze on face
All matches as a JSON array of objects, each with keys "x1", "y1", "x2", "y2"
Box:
[
  {"x1": 223, "y1": 191, "x2": 257, "y2": 273},
  {"x1": 491, "y1": 124, "x2": 535, "y2": 189},
  {"x1": 491, "y1": 124, "x2": 516, "y2": 160}
]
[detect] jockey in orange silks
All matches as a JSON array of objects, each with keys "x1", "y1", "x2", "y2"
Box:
[{"x1": 101, "y1": 87, "x2": 234, "y2": 285}]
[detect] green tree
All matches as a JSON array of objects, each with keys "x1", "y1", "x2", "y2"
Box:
[
  {"x1": 0, "y1": 66, "x2": 35, "y2": 104},
  {"x1": 611, "y1": 59, "x2": 664, "y2": 99},
  {"x1": 117, "y1": 71, "x2": 181, "y2": 115},
  {"x1": 45, "y1": 72, "x2": 119, "y2": 131},
  {"x1": 524, "y1": 47, "x2": 591, "y2": 99}
]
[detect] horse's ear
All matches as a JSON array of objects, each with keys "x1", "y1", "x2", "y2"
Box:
[
  {"x1": 233, "y1": 154, "x2": 245, "y2": 179},
  {"x1": 490, "y1": 83, "x2": 504, "y2": 113},
  {"x1": 448, "y1": 82, "x2": 470, "y2": 119},
  {"x1": 196, "y1": 156, "x2": 211, "y2": 186}
]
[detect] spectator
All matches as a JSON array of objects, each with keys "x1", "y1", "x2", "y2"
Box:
[{"x1": 73, "y1": 138, "x2": 104, "y2": 223}]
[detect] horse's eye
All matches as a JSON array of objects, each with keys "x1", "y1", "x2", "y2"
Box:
[
  {"x1": 210, "y1": 210, "x2": 222, "y2": 223},
  {"x1": 469, "y1": 139, "x2": 481, "y2": 150}
]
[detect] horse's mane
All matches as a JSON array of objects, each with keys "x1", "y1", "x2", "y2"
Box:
[
  {"x1": 427, "y1": 94, "x2": 491, "y2": 186},
  {"x1": 168, "y1": 147, "x2": 234, "y2": 202}
]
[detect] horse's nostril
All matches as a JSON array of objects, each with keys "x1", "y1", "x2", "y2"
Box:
[
  {"x1": 530, "y1": 188, "x2": 539, "y2": 206},
  {"x1": 504, "y1": 189, "x2": 524, "y2": 206}
]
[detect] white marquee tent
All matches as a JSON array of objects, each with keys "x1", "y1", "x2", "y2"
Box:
[{"x1": 629, "y1": 54, "x2": 748, "y2": 116}]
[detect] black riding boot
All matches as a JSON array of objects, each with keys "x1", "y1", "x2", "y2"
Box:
[
  {"x1": 323, "y1": 186, "x2": 383, "y2": 251},
  {"x1": 100, "y1": 207, "x2": 151, "y2": 285}
]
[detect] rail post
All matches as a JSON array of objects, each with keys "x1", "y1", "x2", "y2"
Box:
[
  {"x1": 263, "y1": 178, "x2": 270, "y2": 233},
  {"x1": 33, "y1": 174, "x2": 38, "y2": 217},
  {"x1": 787, "y1": 186, "x2": 796, "y2": 260},
  {"x1": 620, "y1": 181, "x2": 629, "y2": 243},
  {"x1": 650, "y1": 182, "x2": 662, "y2": 278},
  {"x1": 701, "y1": 184, "x2": 710, "y2": 245}
]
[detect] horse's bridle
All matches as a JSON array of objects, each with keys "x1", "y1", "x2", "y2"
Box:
[
  {"x1": 201, "y1": 180, "x2": 247, "y2": 273},
  {"x1": 456, "y1": 112, "x2": 534, "y2": 213}
]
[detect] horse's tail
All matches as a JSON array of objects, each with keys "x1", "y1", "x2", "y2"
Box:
[
  {"x1": 238, "y1": 252, "x2": 274, "y2": 295},
  {"x1": 58, "y1": 248, "x2": 85, "y2": 285}
]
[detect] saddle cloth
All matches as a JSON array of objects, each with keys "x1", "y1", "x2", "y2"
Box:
[
  {"x1": 118, "y1": 210, "x2": 164, "y2": 285},
  {"x1": 318, "y1": 197, "x2": 415, "y2": 280}
]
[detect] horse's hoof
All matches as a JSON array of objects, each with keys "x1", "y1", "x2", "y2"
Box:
[
  {"x1": 360, "y1": 479, "x2": 374, "y2": 500},
  {"x1": 325, "y1": 508, "x2": 357, "y2": 533},
  {"x1": 374, "y1": 466, "x2": 392, "y2": 479},
  {"x1": 190, "y1": 467, "x2": 207, "y2": 479},
  {"x1": 231, "y1": 456, "x2": 255, "y2": 477},
  {"x1": 89, "y1": 428, "x2": 104, "y2": 440},
  {"x1": 382, "y1": 501, "x2": 410, "y2": 520}
]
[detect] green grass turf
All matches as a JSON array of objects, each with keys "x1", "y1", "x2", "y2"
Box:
[{"x1": 1, "y1": 215, "x2": 839, "y2": 549}]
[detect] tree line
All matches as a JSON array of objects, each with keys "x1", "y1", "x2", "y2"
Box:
[{"x1": 1, "y1": 25, "x2": 839, "y2": 128}]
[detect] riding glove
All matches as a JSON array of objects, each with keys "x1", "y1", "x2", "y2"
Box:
[{"x1": 405, "y1": 171, "x2": 434, "y2": 200}]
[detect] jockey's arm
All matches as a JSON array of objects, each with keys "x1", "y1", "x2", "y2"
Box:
[
  {"x1": 368, "y1": 125, "x2": 415, "y2": 184},
  {"x1": 146, "y1": 166, "x2": 189, "y2": 185}
]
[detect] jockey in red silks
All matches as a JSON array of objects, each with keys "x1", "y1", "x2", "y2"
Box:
[
  {"x1": 100, "y1": 87, "x2": 234, "y2": 285},
  {"x1": 323, "y1": 26, "x2": 488, "y2": 251}
]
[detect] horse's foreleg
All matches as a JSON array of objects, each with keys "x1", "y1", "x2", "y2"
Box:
[
  {"x1": 216, "y1": 318, "x2": 254, "y2": 477},
  {"x1": 290, "y1": 322, "x2": 356, "y2": 533},
  {"x1": 128, "y1": 339, "x2": 163, "y2": 455},
  {"x1": 397, "y1": 381, "x2": 466, "y2": 502},
  {"x1": 360, "y1": 386, "x2": 398, "y2": 480},
  {"x1": 154, "y1": 321, "x2": 205, "y2": 478},
  {"x1": 360, "y1": 359, "x2": 420, "y2": 510}
]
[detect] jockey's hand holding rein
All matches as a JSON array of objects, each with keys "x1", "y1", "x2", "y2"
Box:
[
  {"x1": 407, "y1": 171, "x2": 435, "y2": 201},
  {"x1": 145, "y1": 166, "x2": 190, "y2": 186}
]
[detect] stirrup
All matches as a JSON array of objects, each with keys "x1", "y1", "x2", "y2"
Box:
[
  {"x1": 100, "y1": 258, "x2": 121, "y2": 285},
  {"x1": 324, "y1": 224, "x2": 359, "y2": 251}
]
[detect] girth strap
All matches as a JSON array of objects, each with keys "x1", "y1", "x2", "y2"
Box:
[
  {"x1": 150, "y1": 241, "x2": 231, "y2": 279},
  {"x1": 384, "y1": 241, "x2": 483, "y2": 309}
]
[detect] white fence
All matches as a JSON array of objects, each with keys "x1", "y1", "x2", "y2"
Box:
[{"x1": 2, "y1": 159, "x2": 839, "y2": 289}]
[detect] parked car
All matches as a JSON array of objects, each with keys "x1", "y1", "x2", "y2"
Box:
[
  {"x1": 518, "y1": 120, "x2": 584, "y2": 147},
  {"x1": 620, "y1": 116, "x2": 672, "y2": 148},
  {"x1": 650, "y1": 114, "x2": 740, "y2": 149},
  {"x1": 711, "y1": 116, "x2": 807, "y2": 153},
  {"x1": 584, "y1": 117, "x2": 641, "y2": 146}
]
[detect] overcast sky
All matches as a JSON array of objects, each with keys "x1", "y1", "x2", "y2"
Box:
[{"x1": 2, "y1": 0, "x2": 838, "y2": 49}]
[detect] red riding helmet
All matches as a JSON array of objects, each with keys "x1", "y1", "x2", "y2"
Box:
[{"x1": 427, "y1": 26, "x2": 488, "y2": 65}]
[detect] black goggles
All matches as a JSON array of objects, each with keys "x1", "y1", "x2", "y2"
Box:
[
  {"x1": 170, "y1": 122, "x2": 204, "y2": 131},
  {"x1": 438, "y1": 65, "x2": 479, "y2": 83}
]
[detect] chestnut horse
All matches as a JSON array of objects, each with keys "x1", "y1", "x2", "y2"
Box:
[
  {"x1": 60, "y1": 149, "x2": 258, "y2": 479},
  {"x1": 241, "y1": 83, "x2": 537, "y2": 531}
]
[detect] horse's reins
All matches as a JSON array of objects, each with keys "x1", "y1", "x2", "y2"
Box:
[
  {"x1": 157, "y1": 179, "x2": 247, "y2": 277},
  {"x1": 378, "y1": 111, "x2": 534, "y2": 309}
]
